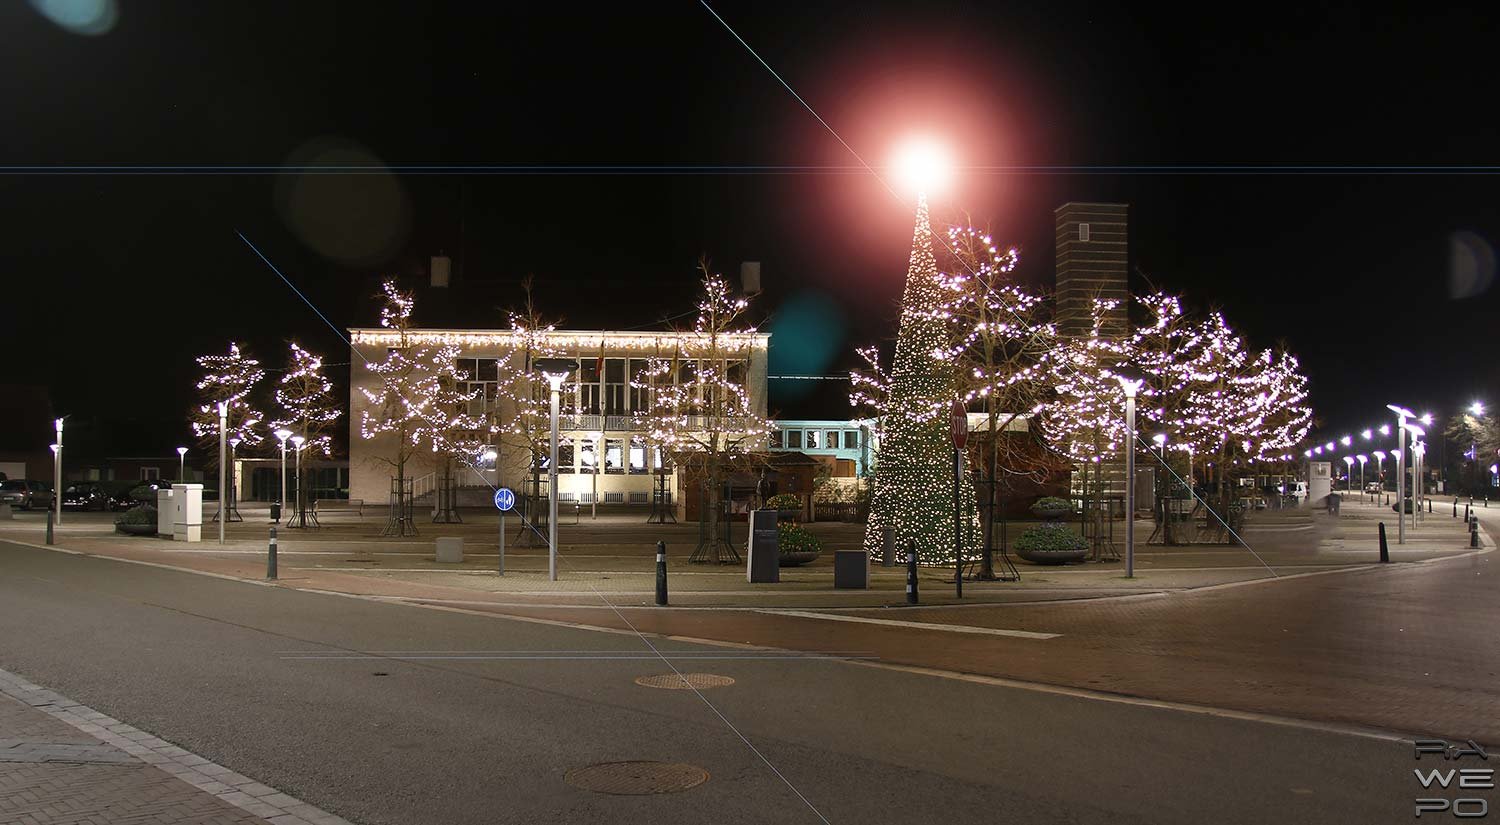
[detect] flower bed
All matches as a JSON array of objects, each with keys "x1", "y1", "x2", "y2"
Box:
[
  {"x1": 777, "y1": 523, "x2": 822, "y2": 566},
  {"x1": 1014, "y1": 523, "x2": 1088, "y2": 564}
]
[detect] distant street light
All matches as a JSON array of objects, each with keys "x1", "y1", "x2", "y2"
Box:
[
  {"x1": 534, "y1": 357, "x2": 577, "y2": 582},
  {"x1": 53, "y1": 418, "x2": 63, "y2": 527},
  {"x1": 177, "y1": 446, "x2": 188, "y2": 481},
  {"x1": 1361, "y1": 429, "x2": 1373, "y2": 440},
  {"x1": 1342, "y1": 456, "x2": 1355, "y2": 492},
  {"x1": 1373, "y1": 450, "x2": 1386, "y2": 484},
  {"x1": 216, "y1": 402, "x2": 228, "y2": 545},
  {"x1": 1388, "y1": 404, "x2": 1416, "y2": 544},
  {"x1": 274, "y1": 429, "x2": 293, "y2": 519},
  {"x1": 290, "y1": 435, "x2": 306, "y2": 525},
  {"x1": 229, "y1": 437, "x2": 241, "y2": 514},
  {"x1": 1379, "y1": 424, "x2": 1391, "y2": 436},
  {"x1": 1340, "y1": 435, "x2": 1352, "y2": 447},
  {"x1": 1356, "y1": 454, "x2": 1368, "y2": 496},
  {"x1": 1471, "y1": 401, "x2": 1486, "y2": 416}
]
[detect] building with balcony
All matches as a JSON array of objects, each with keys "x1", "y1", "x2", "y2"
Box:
[
  {"x1": 347, "y1": 328, "x2": 771, "y2": 513},
  {"x1": 768, "y1": 419, "x2": 877, "y2": 478}
]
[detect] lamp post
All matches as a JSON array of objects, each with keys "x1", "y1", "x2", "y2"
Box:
[
  {"x1": 1343, "y1": 456, "x2": 1354, "y2": 493},
  {"x1": 274, "y1": 429, "x2": 292, "y2": 518},
  {"x1": 1404, "y1": 424, "x2": 1426, "y2": 528},
  {"x1": 1373, "y1": 450, "x2": 1386, "y2": 487},
  {"x1": 1387, "y1": 405, "x2": 1415, "y2": 543},
  {"x1": 216, "y1": 401, "x2": 227, "y2": 545},
  {"x1": 53, "y1": 418, "x2": 63, "y2": 527},
  {"x1": 1116, "y1": 375, "x2": 1143, "y2": 578},
  {"x1": 229, "y1": 437, "x2": 241, "y2": 517},
  {"x1": 177, "y1": 446, "x2": 187, "y2": 482},
  {"x1": 290, "y1": 435, "x2": 305, "y2": 525},
  {"x1": 1356, "y1": 454, "x2": 1367, "y2": 499},
  {"x1": 535, "y1": 357, "x2": 576, "y2": 582}
]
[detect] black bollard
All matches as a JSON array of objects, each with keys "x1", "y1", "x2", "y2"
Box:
[
  {"x1": 45, "y1": 510, "x2": 54, "y2": 546},
  {"x1": 1454, "y1": 498, "x2": 1459, "y2": 518},
  {"x1": 1378, "y1": 522, "x2": 1389, "y2": 563},
  {"x1": 267, "y1": 525, "x2": 278, "y2": 580},
  {"x1": 1471, "y1": 518, "x2": 1480, "y2": 549},
  {"x1": 906, "y1": 539, "x2": 919, "y2": 605},
  {"x1": 655, "y1": 541, "x2": 668, "y2": 606},
  {"x1": 1466, "y1": 504, "x2": 1472, "y2": 523},
  {"x1": 1428, "y1": 498, "x2": 1433, "y2": 514}
]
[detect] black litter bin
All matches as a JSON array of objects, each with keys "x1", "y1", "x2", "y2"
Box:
[{"x1": 270, "y1": 502, "x2": 282, "y2": 522}]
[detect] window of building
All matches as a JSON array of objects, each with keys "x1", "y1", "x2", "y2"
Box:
[
  {"x1": 845, "y1": 430, "x2": 860, "y2": 448},
  {"x1": 558, "y1": 441, "x2": 575, "y2": 474},
  {"x1": 629, "y1": 359, "x2": 653, "y2": 412},
  {"x1": 140, "y1": 467, "x2": 159, "y2": 480},
  {"x1": 826, "y1": 431, "x2": 840, "y2": 449},
  {"x1": 578, "y1": 358, "x2": 601, "y2": 414},
  {"x1": 629, "y1": 491, "x2": 648, "y2": 504},
  {"x1": 806, "y1": 430, "x2": 821, "y2": 449},
  {"x1": 769, "y1": 429, "x2": 783, "y2": 449},
  {"x1": 604, "y1": 439, "x2": 624, "y2": 474},
  {"x1": 629, "y1": 438, "x2": 647, "y2": 474},
  {"x1": 604, "y1": 358, "x2": 627, "y2": 415},
  {"x1": 1079, "y1": 222, "x2": 1090, "y2": 242},
  {"x1": 579, "y1": 438, "x2": 598, "y2": 474},
  {"x1": 786, "y1": 430, "x2": 802, "y2": 449},
  {"x1": 605, "y1": 492, "x2": 624, "y2": 503}
]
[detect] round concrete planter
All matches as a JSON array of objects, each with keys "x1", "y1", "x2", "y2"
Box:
[
  {"x1": 778, "y1": 550, "x2": 821, "y2": 567},
  {"x1": 115, "y1": 522, "x2": 156, "y2": 536},
  {"x1": 1014, "y1": 546, "x2": 1088, "y2": 565},
  {"x1": 1030, "y1": 505, "x2": 1071, "y2": 520}
]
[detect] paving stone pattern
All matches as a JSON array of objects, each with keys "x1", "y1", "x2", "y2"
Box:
[{"x1": 0, "y1": 668, "x2": 356, "y2": 825}]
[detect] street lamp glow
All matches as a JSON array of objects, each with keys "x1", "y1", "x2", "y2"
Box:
[
  {"x1": 1471, "y1": 401, "x2": 1485, "y2": 415},
  {"x1": 1324, "y1": 441, "x2": 1335, "y2": 451},
  {"x1": 1314, "y1": 446, "x2": 1323, "y2": 455},
  {"x1": 1304, "y1": 449, "x2": 1313, "y2": 458},
  {"x1": 1152, "y1": 433, "x2": 1167, "y2": 447},
  {"x1": 1340, "y1": 435, "x2": 1352, "y2": 447},
  {"x1": 177, "y1": 446, "x2": 187, "y2": 481},
  {"x1": 1379, "y1": 424, "x2": 1390, "y2": 436},
  {"x1": 891, "y1": 137, "x2": 954, "y2": 197},
  {"x1": 1360, "y1": 429, "x2": 1372, "y2": 440},
  {"x1": 1420, "y1": 413, "x2": 1434, "y2": 426}
]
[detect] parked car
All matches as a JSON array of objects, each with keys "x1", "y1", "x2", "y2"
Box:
[
  {"x1": 1364, "y1": 482, "x2": 1382, "y2": 493},
  {"x1": 0, "y1": 479, "x2": 54, "y2": 510},
  {"x1": 62, "y1": 482, "x2": 132, "y2": 511}
]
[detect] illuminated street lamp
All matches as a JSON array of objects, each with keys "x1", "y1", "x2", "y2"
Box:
[
  {"x1": 274, "y1": 429, "x2": 293, "y2": 518},
  {"x1": 1356, "y1": 454, "x2": 1368, "y2": 497},
  {"x1": 1341, "y1": 456, "x2": 1354, "y2": 492},
  {"x1": 1373, "y1": 449, "x2": 1386, "y2": 484},
  {"x1": 216, "y1": 402, "x2": 227, "y2": 545},
  {"x1": 1379, "y1": 424, "x2": 1391, "y2": 437},
  {"x1": 1116, "y1": 374, "x2": 1144, "y2": 579},
  {"x1": 177, "y1": 446, "x2": 188, "y2": 481},
  {"x1": 52, "y1": 418, "x2": 63, "y2": 527},
  {"x1": 534, "y1": 357, "x2": 577, "y2": 582},
  {"x1": 1388, "y1": 404, "x2": 1416, "y2": 544},
  {"x1": 289, "y1": 435, "x2": 306, "y2": 526},
  {"x1": 1361, "y1": 429, "x2": 1373, "y2": 440},
  {"x1": 229, "y1": 437, "x2": 241, "y2": 515},
  {"x1": 1340, "y1": 435, "x2": 1352, "y2": 448},
  {"x1": 1471, "y1": 401, "x2": 1486, "y2": 416}
]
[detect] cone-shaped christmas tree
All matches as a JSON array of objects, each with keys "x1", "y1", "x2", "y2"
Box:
[{"x1": 864, "y1": 196, "x2": 980, "y2": 565}]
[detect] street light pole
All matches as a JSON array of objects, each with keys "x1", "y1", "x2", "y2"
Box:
[
  {"x1": 274, "y1": 429, "x2": 292, "y2": 519},
  {"x1": 217, "y1": 402, "x2": 227, "y2": 545},
  {"x1": 53, "y1": 418, "x2": 63, "y2": 527},
  {"x1": 534, "y1": 358, "x2": 575, "y2": 583},
  {"x1": 1117, "y1": 376, "x2": 1143, "y2": 579},
  {"x1": 177, "y1": 446, "x2": 187, "y2": 482}
]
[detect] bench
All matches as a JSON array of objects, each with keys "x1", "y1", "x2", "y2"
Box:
[{"x1": 313, "y1": 498, "x2": 363, "y2": 518}]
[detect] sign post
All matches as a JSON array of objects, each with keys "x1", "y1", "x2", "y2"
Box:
[
  {"x1": 493, "y1": 487, "x2": 515, "y2": 575},
  {"x1": 951, "y1": 399, "x2": 967, "y2": 599}
]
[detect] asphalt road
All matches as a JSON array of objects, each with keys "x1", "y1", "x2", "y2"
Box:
[{"x1": 0, "y1": 540, "x2": 1442, "y2": 824}]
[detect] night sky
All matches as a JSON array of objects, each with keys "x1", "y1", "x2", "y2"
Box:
[{"x1": 2, "y1": 2, "x2": 1497, "y2": 458}]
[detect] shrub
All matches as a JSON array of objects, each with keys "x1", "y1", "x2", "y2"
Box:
[
  {"x1": 115, "y1": 503, "x2": 158, "y2": 526},
  {"x1": 1014, "y1": 523, "x2": 1087, "y2": 553},
  {"x1": 777, "y1": 523, "x2": 822, "y2": 556},
  {"x1": 766, "y1": 493, "x2": 802, "y2": 510},
  {"x1": 1032, "y1": 496, "x2": 1072, "y2": 511}
]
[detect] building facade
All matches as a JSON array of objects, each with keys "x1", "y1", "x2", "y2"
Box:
[
  {"x1": 347, "y1": 328, "x2": 770, "y2": 511},
  {"x1": 768, "y1": 419, "x2": 877, "y2": 477}
]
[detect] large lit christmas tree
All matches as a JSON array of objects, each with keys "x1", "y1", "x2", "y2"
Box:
[{"x1": 861, "y1": 196, "x2": 979, "y2": 565}]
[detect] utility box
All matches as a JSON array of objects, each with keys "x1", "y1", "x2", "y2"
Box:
[
  {"x1": 833, "y1": 550, "x2": 869, "y2": 589},
  {"x1": 1305, "y1": 462, "x2": 1331, "y2": 509},
  {"x1": 171, "y1": 484, "x2": 203, "y2": 542},
  {"x1": 436, "y1": 536, "x2": 464, "y2": 563},
  {"x1": 0, "y1": 504, "x2": 11, "y2": 520},
  {"x1": 156, "y1": 487, "x2": 175, "y2": 536}
]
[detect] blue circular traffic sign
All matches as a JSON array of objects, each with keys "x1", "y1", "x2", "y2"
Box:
[{"x1": 493, "y1": 487, "x2": 515, "y2": 512}]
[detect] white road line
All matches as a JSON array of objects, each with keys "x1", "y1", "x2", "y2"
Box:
[{"x1": 754, "y1": 609, "x2": 1060, "y2": 639}]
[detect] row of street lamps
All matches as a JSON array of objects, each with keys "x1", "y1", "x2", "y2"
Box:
[{"x1": 176, "y1": 417, "x2": 309, "y2": 544}]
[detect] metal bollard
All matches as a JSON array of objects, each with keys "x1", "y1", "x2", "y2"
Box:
[
  {"x1": 45, "y1": 510, "x2": 54, "y2": 545},
  {"x1": 267, "y1": 525, "x2": 278, "y2": 579},
  {"x1": 1454, "y1": 498, "x2": 1459, "y2": 518},
  {"x1": 906, "y1": 539, "x2": 919, "y2": 605},
  {"x1": 1466, "y1": 504, "x2": 1472, "y2": 523},
  {"x1": 655, "y1": 541, "x2": 668, "y2": 606},
  {"x1": 1378, "y1": 522, "x2": 1389, "y2": 563},
  {"x1": 1428, "y1": 498, "x2": 1433, "y2": 514},
  {"x1": 1471, "y1": 518, "x2": 1480, "y2": 549}
]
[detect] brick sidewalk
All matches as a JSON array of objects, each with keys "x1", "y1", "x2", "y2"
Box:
[{"x1": 0, "y1": 668, "x2": 352, "y2": 825}]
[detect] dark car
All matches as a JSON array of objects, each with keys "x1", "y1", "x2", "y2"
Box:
[
  {"x1": 0, "y1": 479, "x2": 54, "y2": 510},
  {"x1": 62, "y1": 482, "x2": 132, "y2": 511}
]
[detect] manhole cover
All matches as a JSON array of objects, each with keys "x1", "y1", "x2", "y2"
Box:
[
  {"x1": 634, "y1": 673, "x2": 736, "y2": 690},
  {"x1": 565, "y1": 761, "x2": 709, "y2": 795}
]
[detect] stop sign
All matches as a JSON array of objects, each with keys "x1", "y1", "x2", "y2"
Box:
[{"x1": 950, "y1": 400, "x2": 968, "y2": 450}]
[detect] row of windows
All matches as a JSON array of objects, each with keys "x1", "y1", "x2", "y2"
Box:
[
  {"x1": 770, "y1": 428, "x2": 863, "y2": 451},
  {"x1": 452, "y1": 356, "x2": 750, "y2": 416},
  {"x1": 533, "y1": 437, "x2": 665, "y2": 475}
]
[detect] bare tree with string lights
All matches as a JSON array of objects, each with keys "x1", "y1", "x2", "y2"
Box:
[
  {"x1": 189, "y1": 342, "x2": 266, "y2": 520},
  {"x1": 633, "y1": 261, "x2": 769, "y2": 563},
  {"x1": 270, "y1": 343, "x2": 339, "y2": 527}
]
